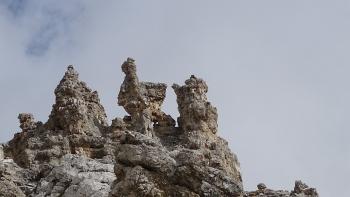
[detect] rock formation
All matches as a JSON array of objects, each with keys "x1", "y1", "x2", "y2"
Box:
[
  {"x1": 172, "y1": 75, "x2": 218, "y2": 134},
  {"x1": 0, "y1": 58, "x2": 318, "y2": 197},
  {"x1": 117, "y1": 58, "x2": 175, "y2": 137},
  {"x1": 245, "y1": 181, "x2": 318, "y2": 197}
]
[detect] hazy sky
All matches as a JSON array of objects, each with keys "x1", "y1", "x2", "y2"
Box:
[{"x1": 0, "y1": 0, "x2": 349, "y2": 196}]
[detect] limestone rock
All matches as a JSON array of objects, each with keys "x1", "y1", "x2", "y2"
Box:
[
  {"x1": 111, "y1": 59, "x2": 243, "y2": 197},
  {"x1": 0, "y1": 58, "x2": 318, "y2": 197},
  {"x1": 173, "y1": 75, "x2": 218, "y2": 134},
  {"x1": 47, "y1": 65, "x2": 108, "y2": 136},
  {"x1": 33, "y1": 154, "x2": 116, "y2": 197},
  {"x1": 0, "y1": 144, "x2": 4, "y2": 160},
  {"x1": 18, "y1": 113, "x2": 37, "y2": 132},
  {"x1": 5, "y1": 66, "x2": 114, "y2": 172},
  {"x1": 245, "y1": 181, "x2": 318, "y2": 197},
  {"x1": 118, "y1": 58, "x2": 175, "y2": 137},
  {"x1": 0, "y1": 158, "x2": 35, "y2": 196}
]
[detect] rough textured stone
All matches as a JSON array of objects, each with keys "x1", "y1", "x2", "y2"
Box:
[
  {"x1": 0, "y1": 58, "x2": 318, "y2": 197},
  {"x1": 47, "y1": 65, "x2": 108, "y2": 136},
  {"x1": 18, "y1": 113, "x2": 37, "y2": 132},
  {"x1": 245, "y1": 181, "x2": 318, "y2": 197},
  {"x1": 33, "y1": 154, "x2": 115, "y2": 197},
  {"x1": 118, "y1": 58, "x2": 175, "y2": 137},
  {"x1": 0, "y1": 144, "x2": 3, "y2": 160},
  {"x1": 0, "y1": 159, "x2": 35, "y2": 196},
  {"x1": 173, "y1": 75, "x2": 218, "y2": 134}
]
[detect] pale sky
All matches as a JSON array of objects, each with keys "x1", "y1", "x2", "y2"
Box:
[{"x1": 0, "y1": 1, "x2": 349, "y2": 196}]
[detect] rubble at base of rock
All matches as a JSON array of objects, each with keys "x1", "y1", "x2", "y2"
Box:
[{"x1": 0, "y1": 58, "x2": 318, "y2": 197}]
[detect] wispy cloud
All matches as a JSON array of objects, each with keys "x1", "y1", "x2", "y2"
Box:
[
  {"x1": 1, "y1": 0, "x2": 27, "y2": 17},
  {"x1": 0, "y1": 0, "x2": 84, "y2": 56}
]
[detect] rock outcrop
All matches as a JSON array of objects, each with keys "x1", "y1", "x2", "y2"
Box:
[
  {"x1": 172, "y1": 75, "x2": 218, "y2": 134},
  {"x1": 117, "y1": 58, "x2": 175, "y2": 137},
  {"x1": 245, "y1": 181, "x2": 318, "y2": 197},
  {"x1": 47, "y1": 65, "x2": 108, "y2": 136},
  {"x1": 0, "y1": 58, "x2": 318, "y2": 197}
]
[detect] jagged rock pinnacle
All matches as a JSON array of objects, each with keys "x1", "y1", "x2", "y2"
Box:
[
  {"x1": 47, "y1": 65, "x2": 108, "y2": 136},
  {"x1": 173, "y1": 75, "x2": 218, "y2": 134}
]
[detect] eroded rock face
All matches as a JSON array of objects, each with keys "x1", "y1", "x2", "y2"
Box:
[
  {"x1": 18, "y1": 113, "x2": 37, "y2": 132},
  {"x1": 173, "y1": 75, "x2": 218, "y2": 134},
  {"x1": 110, "y1": 127, "x2": 243, "y2": 197},
  {"x1": 0, "y1": 158, "x2": 35, "y2": 196},
  {"x1": 118, "y1": 58, "x2": 175, "y2": 137},
  {"x1": 0, "y1": 145, "x2": 4, "y2": 160},
  {"x1": 33, "y1": 154, "x2": 116, "y2": 197},
  {"x1": 5, "y1": 66, "x2": 111, "y2": 171},
  {"x1": 47, "y1": 65, "x2": 108, "y2": 136},
  {"x1": 111, "y1": 59, "x2": 242, "y2": 196},
  {"x1": 0, "y1": 58, "x2": 318, "y2": 197}
]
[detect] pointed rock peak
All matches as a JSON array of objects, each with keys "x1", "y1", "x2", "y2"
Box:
[
  {"x1": 47, "y1": 65, "x2": 108, "y2": 135},
  {"x1": 63, "y1": 65, "x2": 79, "y2": 81}
]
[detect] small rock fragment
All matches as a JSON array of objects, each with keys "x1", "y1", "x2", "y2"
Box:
[{"x1": 18, "y1": 113, "x2": 36, "y2": 132}]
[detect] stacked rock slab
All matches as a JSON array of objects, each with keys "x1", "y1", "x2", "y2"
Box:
[{"x1": 0, "y1": 58, "x2": 318, "y2": 197}]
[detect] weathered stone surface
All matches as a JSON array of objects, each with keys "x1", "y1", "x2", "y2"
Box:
[
  {"x1": 0, "y1": 159, "x2": 35, "y2": 196},
  {"x1": 18, "y1": 113, "x2": 37, "y2": 132},
  {"x1": 118, "y1": 58, "x2": 175, "y2": 137},
  {"x1": 245, "y1": 181, "x2": 318, "y2": 197},
  {"x1": 0, "y1": 58, "x2": 318, "y2": 197},
  {"x1": 0, "y1": 144, "x2": 4, "y2": 160},
  {"x1": 5, "y1": 66, "x2": 112, "y2": 171},
  {"x1": 33, "y1": 154, "x2": 116, "y2": 197},
  {"x1": 173, "y1": 75, "x2": 218, "y2": 134},
  {"x1": 111, "y1": 60, "x2": 243, "y2": 196},
  {"x1": 47, "y1": 65, "x2": 108, "y2": 136}
]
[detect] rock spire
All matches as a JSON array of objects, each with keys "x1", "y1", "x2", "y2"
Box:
[{"x1": 47, "y1": 65, "x2": 108, "y2": 136}]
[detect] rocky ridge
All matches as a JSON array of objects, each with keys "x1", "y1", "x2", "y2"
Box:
[{"x1": 0, "y1": 58, "x2": 318, "y2": 197}]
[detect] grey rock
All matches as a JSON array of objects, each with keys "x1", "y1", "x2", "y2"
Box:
[
  {"x1": 0, "y1": 159, "x2": 35, "y2": 196},
  {"x1": 0, "y1": 144, "x2": 3, "y2": 160},
  {"x1": 245, "y1": 181, "x2": 318, "y2": 197},
  {"x1": 33, "y1": 154, "x2": 116, "y2": 197}
]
